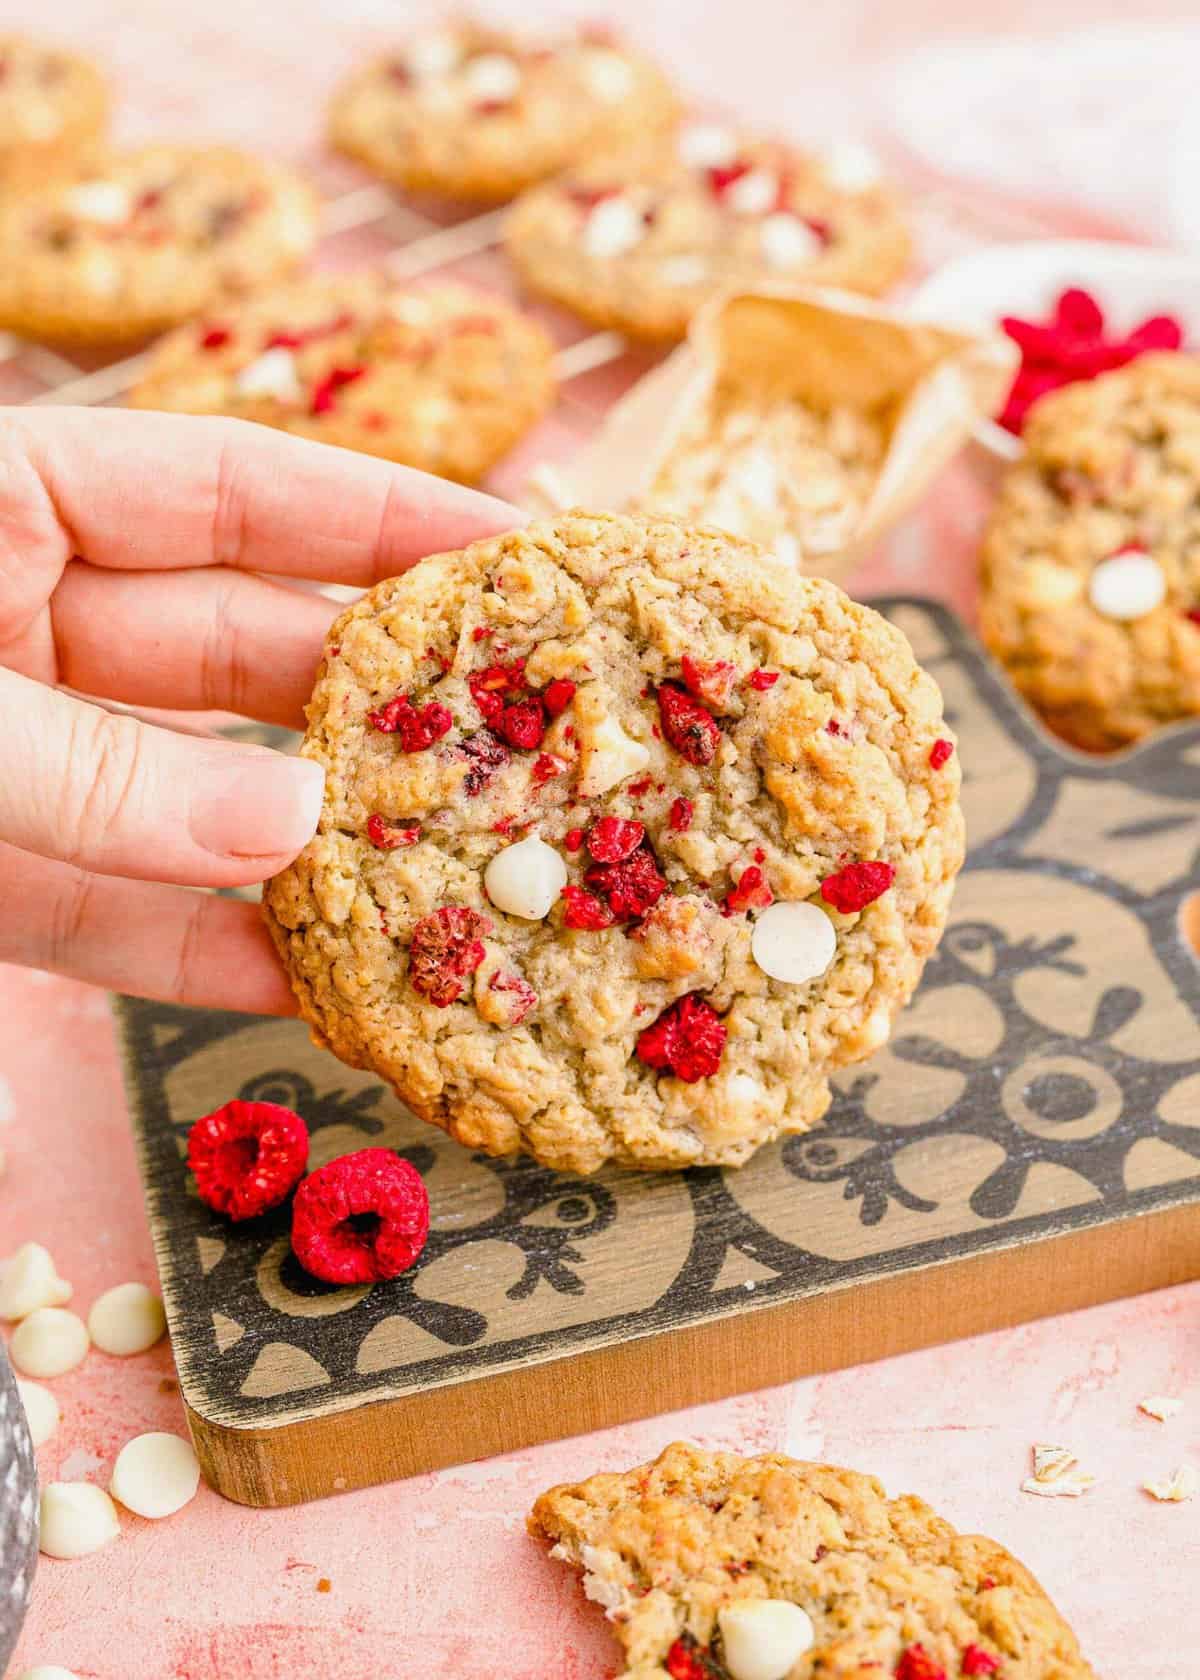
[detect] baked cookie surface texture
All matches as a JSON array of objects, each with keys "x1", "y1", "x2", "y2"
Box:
[{"x1": 0, "y1": 35, "x2": 108, "y2": 185}]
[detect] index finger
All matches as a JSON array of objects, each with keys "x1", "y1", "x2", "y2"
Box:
[{"x1": 4, "y1": 405, "x2": 523, "y2": 584}]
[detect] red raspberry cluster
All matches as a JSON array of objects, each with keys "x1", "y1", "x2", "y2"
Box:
[
  {"x1": 468, "y1": 658, "x2": 576, "y2": 753},
  {"x1": 636, "y1": 992, "x2": 727, "y2": 1083},
  {"x1": 408, "y1": 906, "x2": 492, "y2": 1007}
]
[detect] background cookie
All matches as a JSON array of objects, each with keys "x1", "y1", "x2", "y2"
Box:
[
  {"x1": 980, "y1": 352, "x2": 1200, "y2": 751},
  {"x1": 0, "y1": 145, "x2": 318, "y2": 345},
  {"x1": 329, "y1": 19, "x2": 678, "y2": 203},
  {"x1": 530, "y1": 1441, "x2": 1095, "y2": 1679},
  {"x1": 0, "y1": 34, "x2": 107, "y2": 187},
  {"x1": 129, "y1": 273, "x2": 556, "y2": 483},
  {"x1": 505, "y1": 125, "x2": 912, "y2": 341},
  {"x1": 264, "y1": 512, "x2": 962, "y2": 1176}
]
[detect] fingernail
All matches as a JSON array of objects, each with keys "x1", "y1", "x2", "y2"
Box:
[{"x1": 189, "y1": 753, "x2": 325, "y2": 861}]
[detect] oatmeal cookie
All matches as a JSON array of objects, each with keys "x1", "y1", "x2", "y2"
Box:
[
  {"x1": 0, "y1": 35, "x2": 107, "y2": 186},
  {"x1": 529, "y1": 1441, "x2": 1094, "y2": 1679},
  {"x1": 505, "y1": 126, "x2": 911, "y2": 342},
  {"x1": 129, "y1": 272, "x2": 556, "y2": 483},
  {"x1": 329, "y1": 19, "x2": 678, "y2": 204},
  {"x1": 980, "y1": 353, "x2": 1200, "y2": 751},
  {"x1": 0, "y1": 145, "x2": 318, "y2": 346},
  {"x1": 264, "y1": 512, "x2": 962, "y2": 1175}
]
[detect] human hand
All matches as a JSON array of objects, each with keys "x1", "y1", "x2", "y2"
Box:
[{"x1": 0, "y1": 406, "x2": 520, "y2": 1014}]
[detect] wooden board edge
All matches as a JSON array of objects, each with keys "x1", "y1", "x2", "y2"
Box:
[{"x1": 186, "y1": 1194, "x2": 1200, "y2": 1507}]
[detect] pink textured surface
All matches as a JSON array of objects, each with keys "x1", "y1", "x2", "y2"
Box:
[{"x1": 3, "y1": 2, "x2": 1199, "y2": 1676}]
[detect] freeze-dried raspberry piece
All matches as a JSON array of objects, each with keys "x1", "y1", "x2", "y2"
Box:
[
  {"x1": 560, "y1": 885, "x2": 615, "y2": 929},
  {"x1": 367, "y1": 693, "x2": 453, "y2": 750},
  {"x1": 821, "y1": 859, "x2": 896, "y2": 913},
  {"x1": 929, "y1": 738, "x2": 955, "y2": 770},
  {"x1": 681, "y1": 653, "x2": 737, "y2": 709},
  {"x1": 564, "y1": 827, "x2": 585, "y2": 851},
  {"x1": 499, "y1": 697, "x2": 547, "y2": 750},
  {"x1": 290, "y1": 1147, "x2": 429, "y2": 1284},
  {"x1": 469, "y1": 660, "x2": 526, "y2": 726},
  {"x1": 543, "y1": 678, "x2": 577, "y2": 716},
  {"x1": 896, "y1": 1646, "x2": 947, "y2": 1680},
  {"x1": 657, "y1": 682, "x2": 720, "y2": 766},
  {"x1": 265, "y1": 310, "x2": 354, "y2": 351},
  {"x1": 310, "y1": 364, "x2": 366, "y2": 416},
  {"x1": 365, "y1": 814, "x2": 420, "y2": 850},
  {"x1": 200, "y1": 325, "x2": 230, "y2": 349},
  {"x1": 636, "y1": 993, "x2": 726, "y2": 1083},
  {"x1": 586, "y1": 816, "x2": 645, "y2": 862},
  {"x1": 706, "y1": 159, "x2": 753, "y2": 197},
  {"x1": 668, "y1": 796, "x2": 694, "y2": 831},
  {"x1": 458, "y1": 729, "x2": 510, "y2": 795},
  {"x1": 664, "y1": 1634, "x2": 727, "y2": 1680},
  {"x1": 586, "y1": 844, "x2": 667, "y2": 919},
  {"x1": 483, "y1": 968, "x2": 538, "y2": 1025},
  {"x1": 961, "y1": 1649, "x2": 1000, "y2": 1677},
  {"x1": 722, "y1": 864, "x2": 773, "y2": 916},
  {"x1": 566, "y1": 183, "x2": 623, "y2": 212},
  {"x1": 187, "y1": 1099, "x2": 308, "y2": 1222},
  {"x1": 531, "y1": 752, "x2": 566, "y2": 785},
  {"x1": 408, "y1": 906, "x2": 491, "y2": 1006},
  {"x1": 745, "y1": 668, "x2": 780, "y2": 691}
]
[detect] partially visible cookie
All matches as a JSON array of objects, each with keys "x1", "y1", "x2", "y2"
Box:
[
  {"x1": 263, "y1": 512, "x2": 962, "y2": 1175},
  {"x1": 530, "y1": 1441, "x2": 1096, "y2": 1679},
  {"x1": 129, "y1": 273, "x2": 556, "y2": 483},
  {"x1": 329, "y1": 19, "x2": 678, "y2": 203},
  {"x1": 0, "y1": 146, "x2": 318, "y2": 345},
  {"x1": 0, "y1": 36, "x2": 108, "y2": 187},
  {"x1": 505, "y1": 126, "x2": 911, "y2": 341},
  {"x1": 980, "y1": 353, "x2": 1200, "y2": 751}
]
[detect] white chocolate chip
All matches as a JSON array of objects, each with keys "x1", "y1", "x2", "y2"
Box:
[
  {"x1": 1018, "y1": 559, "x2": 1083, "y2": 610},
  {"x1": 405, "y1": 30, "x2": 461, "y2": 78},
  {"x1": 582, "y1": 196, "x2": 645, "y2": 259},
  {"x1": 462, "y1": 52, "x2": 521, "y2": 103},
  {"x1": 724, "y1": 1072, "x2": 768, "y2": 1115},
  {"x1": 759, "y1": 211, "x2": 821, "y2": 269},
  {"x1": 39, "y1": 1482, "x2": 120, "y2": 1559},
  {"x1": 63, "y1": 180, "x2": 132, "y2": 223},
  {"x1": 16, "y1": 1379, "x2": 60, "y2": 1449},
  {"x1": 1088, "y1": 547, "x2": 1166, "y2": 621},
  {"x1": 751, "y1": 902, "x2": 836, "y2": 985},
  {"x1": 1144, "y1": 1464, "x2": 1197, "y2": 1502},
  {"x1": 724, "y1": 168, "x2": 778, "y2": 216},
  {"x1": 821, "y1": 138, "x2": 883, "y2": 192},
  {"x1": 484, "y1": 835, "x2": 568, "y2": 921},
  {"x1": 10, "y1": 1307, "x2": 90, "y2": 1379},
  {"x1": 110, "y1": 1431, "x2": 201, "y2": 1519},
  {"x1": 0, "y1": 1242, "x2": 72, "y2": 1320},
  {"x1": 87, "y1": 1282, "x2": 166, "y2": 1357},
  {"x1": 16, "y1": 1668, "x2": 82, "y2": 1679},
  {"x1": 657, "y1": 253, "x2": 709, "y2": 287},
  {"x1": 234, "y1": 348, "x2": 302, "y2": 402},
  {"x1": 576, "y1": 712, "x2": 651, "y2": 797},
  {"x1": 718, "y1": 1599, "x2": 816, "y2": 1680},
  {"x1": 578, "y1": 47, "x2": 635, "y2": 102},
  {"x1": 678, "y1": 122, "x2": 739, "y2": 168}
]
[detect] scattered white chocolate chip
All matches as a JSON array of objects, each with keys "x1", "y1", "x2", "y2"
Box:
[
  {"x1": 576, "y1": 710, "x2": 651, "y2": 797},
  {"x1": 678, "y1": 122, "x2": 739, "y2": 169},
  {"x1": 759, "y1": 211, "x2": 821, "y2": 269},
  {"x1": 63, "y1": 180, "x2": 132, "y2": 223},
  {"x1": 1144, "y1": 1464, "x2": 1197, "y2": 1502},
  {"x1": 724, "y1": 168, "x2": 778, "y2": 216},
  {"x1": 751, "y1": 902, "x2": 836, "y2": 985},
  {"x1": 234, "y1": 348, "x2": 302, "y2": 402},
  {"x1": 16, "y1": 1379, "x2": 60, "y2": 1449},
  {"x1": 1088, "y1": 547, "x2": 1166, "y2": 622},
  {"x1": 0, "y1": 1242, "x2": 72, "y2": 1320},
  {"x1": 405, "y1": 30, "x2": 460, "y2": 78},
  {"x1": 1031, "y1": 1443, "x2": 1080, "y2": 1482},
  {"x1": 582, "y1": 196, "x2": 645, "y2": 259},
  {"x1": 16, "y1": 1667, "x2": 83, "y2": 1679},
  {"x1": 821, "y1": 138, "x2": 883, "y2": 192},
  {"x1": 1139, "y1": 1395, "x2": 1183, "y2": 1422},
  {"x1": 110, "y1": 1431, "x2": 201, "y2": 1519},
  {"x1": 39, "y1": 1482, "x2": 120, "y2": 1559},
  {"x1": 484, "y1": 835, "x2": 568, "y2": 921},
  {"x1": 718, "y1": 1599, "x2": 815, "y2": 1680},
  {"x1": 87, "y1": 1282, "x2": 167, "y2": 1357},
  {"x1": 578, "y1": 47, "x2": 634, "y2": 102},
  {"x1": 462, "y1": 52, "x2": 521, "y2": 103},
  {"x1": 1022, "y1": 1442, "x2": 1095, "y2": 1498},
  {"x1": 10, "y1": 1307, "x2": 90, "y2": 1379}
]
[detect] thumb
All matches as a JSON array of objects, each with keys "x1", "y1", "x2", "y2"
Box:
[{"x1": 0, "y1": 667, "x2": 324, "y2": 888}]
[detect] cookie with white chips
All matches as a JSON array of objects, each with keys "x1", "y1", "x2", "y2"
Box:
[
  {"x1": 0, "y1": 35, "x2": 108, "y2": 186},
  {"x1": 980, "y1": 353, "x2": 1200, "y2": 750},
  {"x1": 264, "y1": 512, "x2": 961, "y2": 1175}
]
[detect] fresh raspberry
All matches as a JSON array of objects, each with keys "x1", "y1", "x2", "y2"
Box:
[
  {"x1": 310, "y1": 364, "x2": 366, "y2": 416},
  {"x1": 560, "y1": 885, "x2": 615, "y2": 930},
  {"x1": 187, "y1": 1100, "x2": 309, "y2": 1222},
  {"x1": 668, "y1": 796, "x2": 694, "y2": 831},
  {"x1": 657, "y1": 683, "x2": 720, "y2": 766},
  {"x1": 564, "y1": 827, "x2": 585, "y2": 852},
  {"x1": 458, "y1": 728, "x2": 510, "y2": 795},
  {"x1": 722, "y1": 864, "x2": 773, "y2": 916},
  {"x1": 636, "y1": 993, "x2": 726, "y2": 1082},
  {"x1": 896, "y1": 1647, "x2": 947, "y2": 1680},
  {"x1": 664, "y1": 1634, "x2": 725, "y2": 1680},
  {"x1": 531, "y1": 752, "x2": 566, "y2": 784},
  {"x1": 681, "y1": 654, "x2": 737, "y2": 709},
  {"x1": 586, "y1": 816, "x2": 645, "y2": 862},
  {"x1": 961, "y1": 1649, "x2": 1000, "y2": 1677},
  {"x1": 543, "y1": 678, "x2": 577, "y2": 715},
  {"x1": 365, "y1": 814, "x2": 420, "y2": 850},
  {"x1": 821, "y1": 860, "x2": 896, "y2": 913},
  {"x1": 290, "y1": 1148, "x2": 429, "y2": 1285},
  {"x1": 200, "y1": 325, "x2": 231, "y2": 349},
  {"x1": 408, "y1": 907, "x2": 491, "y2": 1006},
  {"x1": 745, "y1": 668, "x2": 780, "y2": 691},
  {"x1": 367, "y1": 693, "x2": 453, "y2": 750},
  {"x1": 1055, "y1": 286, "x2": 1104, "y2": 337},
  {"x1": 929, "y1": 738, "x2": 955, "y2": 770},
  {"x1": 586, "y1": 844, "x2": 667, "y2": 919},
  {"x1": 499, "y1": 698, "x2": 547, "y2": 751}
]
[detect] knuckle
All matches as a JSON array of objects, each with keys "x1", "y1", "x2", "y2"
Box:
[
  {"x1": 60, "y1": 707, "x2": 146, "y2": 864},
  {"x1": 211, "y1": 432, "x2": 251, "y2": 571},
  {"x1": 47, "y1": 866, "x2": 95, "y2": 974},
  {"x1": 171, "y1": 893, "x2": 210, "y2": 1004},
  {"x1": 199, "y1": 571, "x2": 248, "y2": 715}
]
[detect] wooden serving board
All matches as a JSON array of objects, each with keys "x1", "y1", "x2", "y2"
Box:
[{"x1": 115, "y1": 598, "x2": 1200, "y2": 1507}]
